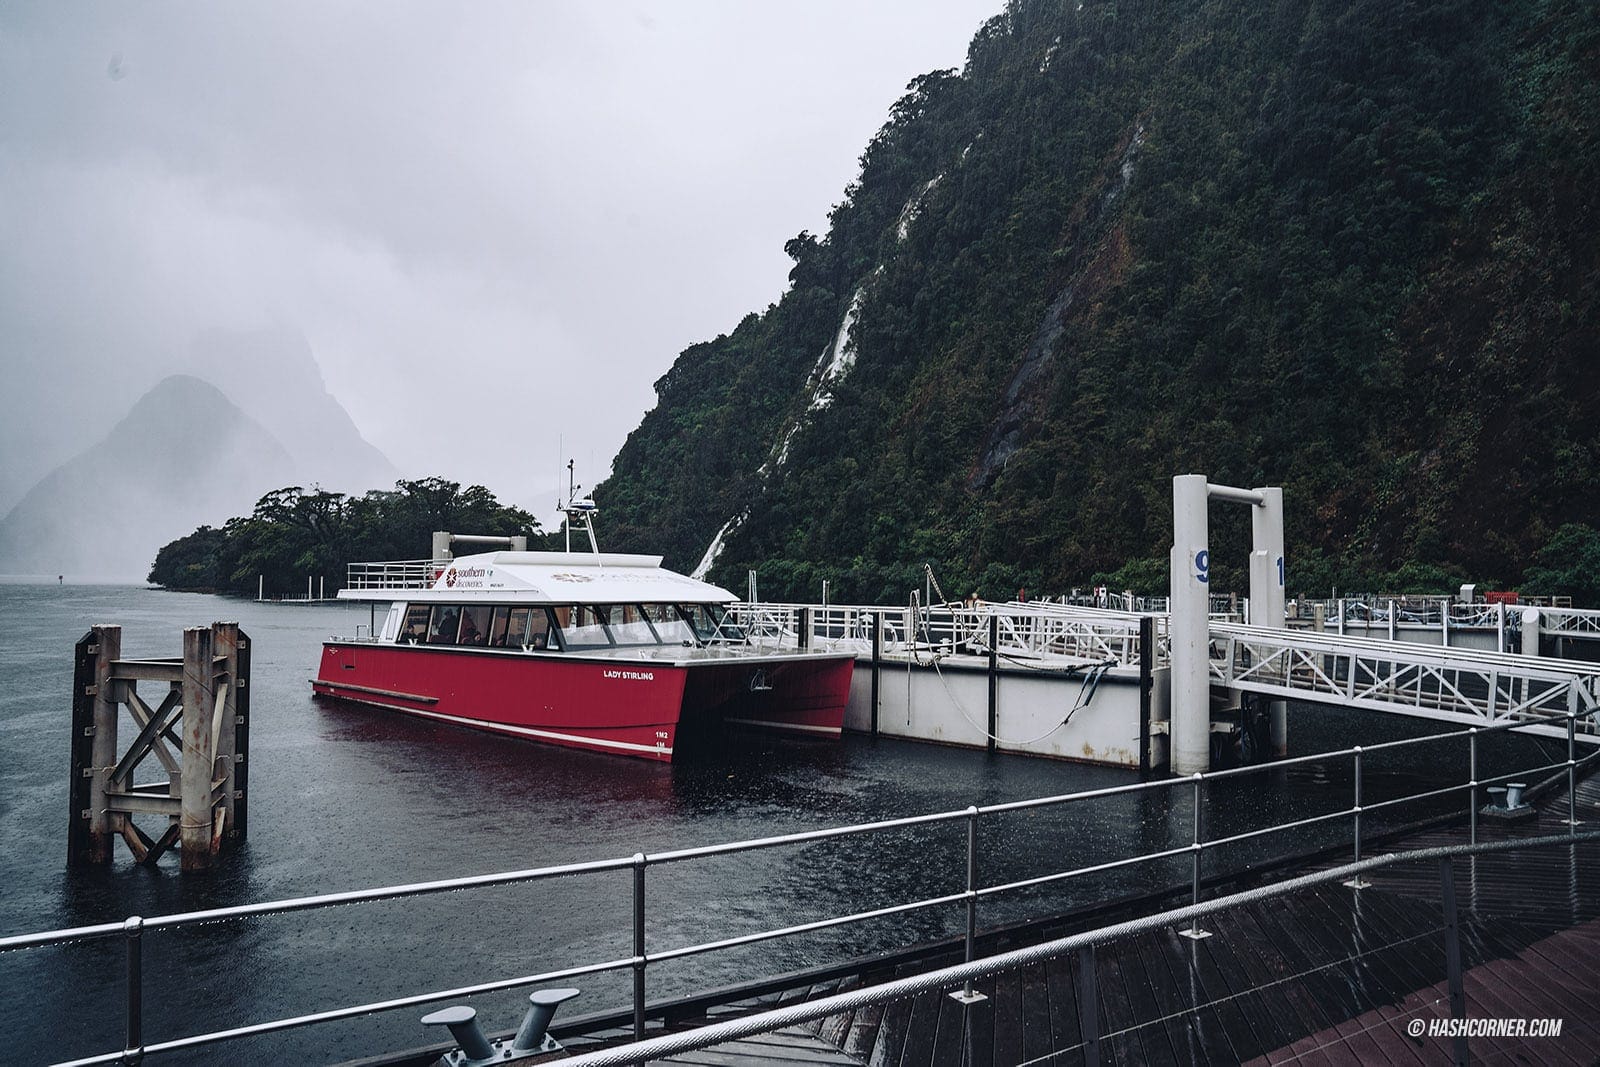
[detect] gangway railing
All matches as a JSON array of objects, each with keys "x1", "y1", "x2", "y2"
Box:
[
  {"x1": 1540, "y1": 605, "x2": 1600, "y2": 638},
  {"x1": 1210, "y1": 622, "x2": 1600, "y2": 739},
  {"x1": 7, "y1": 715, "x2": 1590, "y2": 1066},
  {"x1": 727, "y1": 600, "x2": 1168, "y2": 669}
]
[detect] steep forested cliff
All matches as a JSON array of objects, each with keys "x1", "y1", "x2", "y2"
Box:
[{"x1": 595, "y1": 0, "x2": 1600, "y2": 601}]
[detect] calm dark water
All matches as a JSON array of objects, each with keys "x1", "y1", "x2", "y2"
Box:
[{"x1": 0, "y1": 583, "x2": 1549, "y2": 1065}]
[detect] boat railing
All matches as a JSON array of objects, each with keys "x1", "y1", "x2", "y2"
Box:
[
  {"x1": 7, "y1": 713, "x2": 1590, "y2": 1065},
  {"x1": 345, "y1": 558, "x2": 447, "y2": 592}
]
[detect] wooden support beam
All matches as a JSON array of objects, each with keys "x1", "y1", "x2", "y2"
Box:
[
  {"x1": 111, "y1": 659, "x2": 185, "y2": 683},
  {"x1": 110, "y1": 688, "x2": 182, "y2": 785},
  {"x1": 89, "y1": 625, "x2": 122, "y2": 865},
  {"x1": 180, "y1": 626, "x2": 217, "y2": 872},
  {"x1": 105, "y1": 793, "x2": 182, "y2": 816},
  {"x1": 118, "y1": 819, "x2": 154, "y2": 863},
  {"x1": 122, "y1": 687, "x2": 182, "y2": 771}
]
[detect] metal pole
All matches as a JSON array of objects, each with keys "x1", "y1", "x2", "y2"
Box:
[
  {"x1": 1183, "y1": 773, "x2": 1210, "y2": 939},
  {"x1": 124, "y1": 916, "x2": 143, "y2": 1064},
  {"x1": 632, "y1": 854, "x2": 646, "y2": 1044},
  {"x1": 952, "y1": 807, "x2": 986, "y2": 1004},
  {"x1": 1469, "y1": 729, "x2": 1479, "y2": 845},
  {"x1": 1344, "y1": 748, "x2": 1369, "y2": 889},
  {"x1": 1569, "y1": 713, "x2": 1579, "y2": 831},
  {"x1": 1438, "y1": 858, "x2": 1468, "y2": 1066},
  {"x1": 1077, "y1": 946, "x2": 1100, "y2": 1067},
  {"x1": 869, "y1": 613, "x2": 881, "y2": 737},
  {"x1": 986, "y1": 614, "x2": 998, "y2": 754},
  {"x1": 1170, "y1": 474, "x2": 1211, "y2": 774}
]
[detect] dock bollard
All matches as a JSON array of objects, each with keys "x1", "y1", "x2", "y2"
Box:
[
  {"x1": 423, "y1": 987, "x2": 582, "y2": 1065},
  {"x1": 512, "y1": 987, "x2": 582, "y2": 1053},
  {"x1": 420, "y1": 1006, "x2": 496, "y2": 1065}
]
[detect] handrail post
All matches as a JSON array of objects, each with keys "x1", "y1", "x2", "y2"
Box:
[
  {"x1": 632, "y1": 853, "x2": 647, "y2": 1044},
  {"x1": 1077, "y1": 946, "x2": 1100, "y2": 1067},
  {"x1": 1568, "y1": 712, "x2": 1581, "y2": 831},
  {"x1": 1181, "y1": 773, "x2": 1211, "y2": 939},
  {"x1": 1469, "y1": 728, "x2": 1479, "y2": 845},
  {"x1": 951, "y1": 807, "x2": 987, "y2": 1003},
  {"x1": 1439, "y1": 858, "x2": 1469, "y2": 1066},
  {"x1": 124, "y1": 916, "x2": 144, "y2": 1065},
  {"x1": 1343, "y1": 748, "x2": 1369, "y2": 889}
]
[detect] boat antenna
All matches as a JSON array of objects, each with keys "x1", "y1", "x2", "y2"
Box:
[{"x1": 560, "y1": 459, "x2": 601, "y2": 558}]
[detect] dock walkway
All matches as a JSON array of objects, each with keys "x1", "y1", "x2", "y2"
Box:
[{"x1": 558, "y1": 775, "x2": 1600, "y2": 1065}]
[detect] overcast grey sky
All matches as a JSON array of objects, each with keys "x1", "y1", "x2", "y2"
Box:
[{"x1": 0, "y1": 1, "x2": 1000, "y2": 524}]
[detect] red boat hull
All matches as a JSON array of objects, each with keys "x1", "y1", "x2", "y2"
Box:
[{"x1": 312, "y1": 643, "x2": 854, "y2": 761}]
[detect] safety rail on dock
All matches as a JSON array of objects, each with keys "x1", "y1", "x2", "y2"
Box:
[
  {"x1": 8, "y1": 715, "x2": 1593, "y2": 1066},
  {"x1": 556, "y1": 830, "x2": 1600, "y2": 1067},
  {"x1": 727, "y1": 599, "x2": 1170, "y2": 669},
  {"x1": 1210, "y1": 622, "x2": 1600, "y2": 739}
]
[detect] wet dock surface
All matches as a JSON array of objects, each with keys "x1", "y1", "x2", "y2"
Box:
[{"x1": 555, "y1": 773, "x2": 1600, "y2": 1065}]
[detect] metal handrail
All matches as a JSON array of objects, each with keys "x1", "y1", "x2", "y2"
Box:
[
  {"x1": 8, "y1": 711, "x2": 1587, "y2": 1065},
  {"x1": 555, "y1": 830, "x2": 1600, "y2": 1067}
]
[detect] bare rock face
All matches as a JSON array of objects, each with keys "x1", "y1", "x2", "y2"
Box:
[
  {"x1": 0, "y1": 375, "x2": 296, "y2": 580},
  {"x1": 186, "y1": 324, "x2": 398, "y2": 494}
]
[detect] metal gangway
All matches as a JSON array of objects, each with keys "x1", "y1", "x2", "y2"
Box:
[
  {"x1": 1210, "y1": 622, "x2": 1600, "y2": 742},
  {"x1": 727, "y1": 599, "x2": 1168, "y2": 671},
  {"x1": 1539, "y1": 605, "x2": 1600, "y2": 641}
]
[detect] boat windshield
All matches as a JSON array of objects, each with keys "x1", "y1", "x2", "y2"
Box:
[
  {"x1": 642, "y1": 603, "x2": 694, "y2": 644},
  {"x1": 679, "y1": 603, "x2": 745, "y2": 644}
]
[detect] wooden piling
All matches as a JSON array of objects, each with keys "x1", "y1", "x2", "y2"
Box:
[
  {"x1": 90, "y1": 625, "x2": 122, "y2": 863},
  {"x1": 180, "y1": 626, "x2": 216, "y2": 871},
  {"x1": 66, "y1": 621, "x2": 249, "y2": 873}
]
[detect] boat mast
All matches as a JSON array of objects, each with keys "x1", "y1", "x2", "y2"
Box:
[{"x1": 561, "y1": 459, "x2": 601, "y2": 556}]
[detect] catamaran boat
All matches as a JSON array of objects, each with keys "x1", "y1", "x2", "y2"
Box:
[{"x1": 312, "y1": 490, "x2": 854, "y2": 761}]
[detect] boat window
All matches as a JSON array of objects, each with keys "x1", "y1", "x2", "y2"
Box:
[
  {"x1": 679, "y1": 603, "x2": 745, "y2": 643},
  {"x1": 400, "y1": 604, "x2": 431, "y2": 644},
  {"x1": 427, "y1": 605, "x2": 462, "y2": 645},
  {"x1": 487, "y1": 607, "x2": 511, "y2": 647},
  {"x1": 504, "y1": 606, "x2": 554, "y2": 650},
  {"x1": 604, "y1": 603, "x2": 659, "y2": 646},
  {"x1": 528, "y1": 608, "x2": 554, "y2": 650},
  {"x1": 552, "y1": 605, "x2": 613, "y2": 650},
  {"x1": 459, "y1": 605, "x2": 492, "y2": 647},
  {"x1": 643, "y1": 603, "x2": 694, "y2": 644}
]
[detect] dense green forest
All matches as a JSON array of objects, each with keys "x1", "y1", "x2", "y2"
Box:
[
  {"x1": 595, "y1": 0, "x2": 1600, "y2": 602},
  {"x1": 148, "y1": 480, "x2": 540, "y2": 595}
]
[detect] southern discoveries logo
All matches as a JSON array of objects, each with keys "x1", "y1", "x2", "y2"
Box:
[{"x1": 443, "y1": 566, "x2": 488, "y2": 589}]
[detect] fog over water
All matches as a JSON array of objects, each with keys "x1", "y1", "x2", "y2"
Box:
[{"x1": 0, "y1": 1, "x2": 1001, "y2": 572}]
